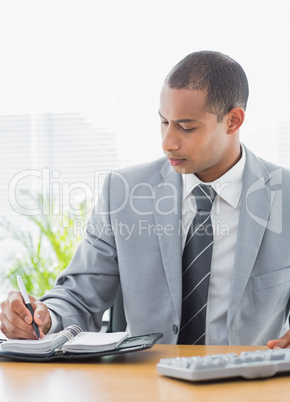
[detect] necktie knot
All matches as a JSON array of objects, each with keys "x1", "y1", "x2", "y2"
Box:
[{"x1": 193, "y1": 184, "x2": 215, "y2": 212}]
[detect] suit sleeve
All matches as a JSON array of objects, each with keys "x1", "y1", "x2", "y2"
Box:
[{"x1": 40, "y1": 173, "x2": 120, "y2": 332}]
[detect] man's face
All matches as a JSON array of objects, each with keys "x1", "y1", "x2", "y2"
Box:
[{"x1": 159, "y1": 84, "x2": 237, "y2": 182}]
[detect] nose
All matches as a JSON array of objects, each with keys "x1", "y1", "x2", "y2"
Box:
[{"x1": 161, "y1": 124, "x2": 180, "y2": 153}]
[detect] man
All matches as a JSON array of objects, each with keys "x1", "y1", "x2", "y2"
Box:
[{"x1": 1, "y1": 51, "x2": 290, "y2": 348}]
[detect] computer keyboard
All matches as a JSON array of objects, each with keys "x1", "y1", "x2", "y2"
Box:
[{"x1": 157, "y1": 348, "x2": 290, "y2": 382}]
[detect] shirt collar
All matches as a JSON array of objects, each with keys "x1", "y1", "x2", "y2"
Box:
[{"x1": 182, "y1": 144, "x2": 246, "y2": 209}]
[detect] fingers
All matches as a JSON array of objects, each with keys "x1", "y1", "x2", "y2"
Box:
[
  {"x1": 267, "y1": 330, "x2": 290, "y2": 349},
  {"x1": 33, "y1": 302, "x2": 52, "y2": 336},
  {"x1": 0, "y1": 290, "x2": 51, "y2": 339},
  {"x1": 0, "y1": 290, "x2": 36, "y2": 339},
  {"x1": 267, "y1": 339, "x2": 279, "y2": 349}
]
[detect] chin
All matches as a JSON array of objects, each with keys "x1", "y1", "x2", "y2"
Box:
[{"x1": 172, "y1": 166, "x2": 195, "y2": 175}]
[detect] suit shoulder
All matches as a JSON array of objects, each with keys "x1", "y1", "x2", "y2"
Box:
[
  {"x1": 244, "y1": 144, "x2": 290, "y2": 178},
  {"x1": 258, "y1": 157, "x2": 290, "y2": 178},
  {"x1": 110, "y1": 157, "x2": 169, "y2": 185}
]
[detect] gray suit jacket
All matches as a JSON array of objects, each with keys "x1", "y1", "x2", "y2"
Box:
[{"x1": 42, "y1": 146, "x2": 290, "y2": 345}]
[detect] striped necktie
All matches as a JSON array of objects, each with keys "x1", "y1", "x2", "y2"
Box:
[{"x1": 178, "y1": 184, "x2": 216, "y2": 345}]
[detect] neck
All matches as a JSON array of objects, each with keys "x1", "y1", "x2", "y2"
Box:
[{"x1": 196, "y1": 143, "x2": 242, "y2": 182}]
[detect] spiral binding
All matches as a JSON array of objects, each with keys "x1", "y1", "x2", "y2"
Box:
[
  {"x1": 63, "y1": 325, "x2": 83, "y2": 341},
  {"x1": 53, "y1": 325, "x2": 83, "y2": 351}
]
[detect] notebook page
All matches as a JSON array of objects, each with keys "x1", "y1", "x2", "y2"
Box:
[
  {"x1": 1, "y1": 333, "x2": 60, "y2": 354},
  {"x1": 62, "y1": 331, "x2": 129, "y2": 353},
  {"x1": 0, "y1": 325, "x2": 82, "y2": 355}
]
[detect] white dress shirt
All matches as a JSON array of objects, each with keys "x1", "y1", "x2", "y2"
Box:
[{"x1": 181, "y1": 145, "x2": 246, "y2": 344}]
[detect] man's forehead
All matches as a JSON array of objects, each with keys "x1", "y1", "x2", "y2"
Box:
[{"x1": 159, "y1": 84, "x2": 207, "y2": 117}]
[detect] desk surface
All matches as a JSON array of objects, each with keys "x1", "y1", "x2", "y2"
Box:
[{"x1": 0, "y1": 344, "x2": 289, "y2": 402}]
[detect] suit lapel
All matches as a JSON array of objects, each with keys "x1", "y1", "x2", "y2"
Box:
[
  {"x1": 227, "y1": 147, "x2": 272, "y2": 329},
  {"x1": 154, "y1": 161, "x2": 183, "y2": 322}
]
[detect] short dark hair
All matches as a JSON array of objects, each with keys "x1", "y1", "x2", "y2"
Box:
[{"x1": 165, "y1": 50, "x2": 249, "y2": 121}]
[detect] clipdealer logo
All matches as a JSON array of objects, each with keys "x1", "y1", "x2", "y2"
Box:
[{"x1": 8, "y1": 168, "x2": 101, "y2": 226}]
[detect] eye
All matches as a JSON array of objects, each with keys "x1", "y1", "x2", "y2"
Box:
[
  {"x1": 161, "y1": 120, "x2": 169, "y2": 126},
  {"x1": 180, "y1": 126, "x2": 196, "y2": 132}
]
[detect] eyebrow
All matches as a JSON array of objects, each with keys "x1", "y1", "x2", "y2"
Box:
[{"x1": 158, "y1": 111, "x2": 198, "y2": 123}]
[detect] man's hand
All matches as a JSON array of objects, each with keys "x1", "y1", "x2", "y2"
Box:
[
  {"x1": 267, "y1": 330, "x2": 290, "y2": 349},
  {"x1": 0, "y1": 290, "x2": 51, "y2": 339}
]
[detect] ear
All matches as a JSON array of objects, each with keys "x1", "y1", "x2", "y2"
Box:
[{"x1": 226, "y1": 107, "x2": 245, "y2": 135}]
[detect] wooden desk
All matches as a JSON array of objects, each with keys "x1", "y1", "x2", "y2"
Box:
[{"x1": 0, "y1": 344, "x2": 289, "y2": 402}]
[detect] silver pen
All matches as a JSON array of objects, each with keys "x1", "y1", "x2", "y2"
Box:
[{"x1": 17, "y1": 275, "x2": 41, "y2": 339}]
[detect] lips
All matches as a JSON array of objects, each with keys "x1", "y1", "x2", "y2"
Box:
[{"x1": 168, "y1": 158, "x2": 186, "y2": 166}]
